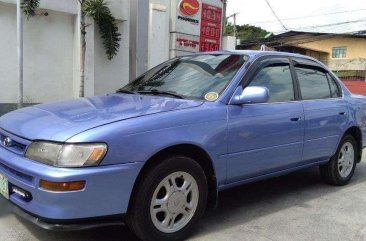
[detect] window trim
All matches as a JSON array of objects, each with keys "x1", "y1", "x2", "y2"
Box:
[
  {"x1": 293, "y1": 63, "x2": 343, "y2": 101},
  {"x1": 332, "y1": 46, "x2": 347, "y2": 59},
  {"x1": 229, "y1": 55, "x2": 344, "y2": 106}
]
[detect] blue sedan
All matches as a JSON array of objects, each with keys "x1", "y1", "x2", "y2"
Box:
[{"x1": 0, "y1": 51, "x2": 365, "y2": 241}]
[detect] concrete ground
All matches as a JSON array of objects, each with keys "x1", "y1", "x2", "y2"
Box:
[{"x1": 1, "y1": 157, "x2": 366, "y2": 241}]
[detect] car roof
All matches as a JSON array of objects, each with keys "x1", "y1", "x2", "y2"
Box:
[{"x1": 196, "y1": 50, "x2": 321, "y2": 63}]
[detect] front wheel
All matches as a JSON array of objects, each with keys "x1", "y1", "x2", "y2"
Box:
[
  {"x1": 127, "y1": 155, "x2": 208, "y2": 241},
  {"x1": 320, "y1": 135, "x2": 357, "y2": 186}
]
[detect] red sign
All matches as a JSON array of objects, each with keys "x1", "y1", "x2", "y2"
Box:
[
  {"x1": 200, "y1": 37, "x2": 220, "y2": 52},
  {"x1": 177, "y1": 38, "x2": 200, "y2": 49},
  {"x1": 179, "y1": 0, "x2": 200, "y2": 16},
  {"x1": 199, "y1": 3, "x2": 222, "y2": 52},
  {"x1": 201, "y1": 3, "x2": 222, "y2": 23},
  {"x1": 201, "y1": 21, "x2": 221, "y2": 39}
]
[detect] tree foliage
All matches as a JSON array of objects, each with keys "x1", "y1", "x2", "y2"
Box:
[
  {"x1": 84, "y1": 0, "x2": 121, "y2": 60},
  {"x1": 226, "y1": 23, "x2": 271, "y2": 43},
  {"x1": 21, "y1": 0, "x2": 40, "y2": 19}
]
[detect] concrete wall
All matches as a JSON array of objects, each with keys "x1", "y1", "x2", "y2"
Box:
[
  {"x1": 94, "y1": 20, "x2": 131, "y2": 95},
  {"x1": 222, "y1": 36, "x2": 236, "y2": 50},
  {"x1": 148, "y1": 0, "x2": 170, "y2": 69},
  {"x1": 0, "y1": 0, "x2": 130, "y2": 104},
  {"x1": 129, "y1": 0, "x2": 149, "y2": 80},
  {"x1": 0, "y1": 2, "x2": 74, "y2": 103}
]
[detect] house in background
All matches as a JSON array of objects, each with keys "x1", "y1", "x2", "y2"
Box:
[{"x1": 237, "y1": 31, "x2": 366, "y2": 95}]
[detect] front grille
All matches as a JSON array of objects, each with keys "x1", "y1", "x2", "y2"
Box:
[
  {"x1": 0, "y1": 129, "x2": 34, "y2": 185},
  {"x1": 0, "y1": 162, "x2": 33, "y2": 184},
  {"x1": 0, "y1": 133, "x2": 27, "y2": 152},
  {"x1": 0, "y1": 129, "x2": 30, "y2": 155}
]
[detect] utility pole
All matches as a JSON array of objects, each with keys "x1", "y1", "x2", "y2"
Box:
[
  {"x1": 227, "y1": 12, "x2": 239, "y2": 37},
  {"x1": 17, "y1": 0, "x2": 24, "y2": 108},
  {"x1": 222, "y1": 0, "x2": 227, "y2": 36},
  {"x1": 233, "y1": 13, "x2": 237, "y2": 37}
]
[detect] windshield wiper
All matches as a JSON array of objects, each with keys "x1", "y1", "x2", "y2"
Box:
[
  {"x1": 116, "y1": 88, "x2": 137, "y2": 95},
  {"x1": 137, "y1": 90, "x2": 186, "y2": 99}
]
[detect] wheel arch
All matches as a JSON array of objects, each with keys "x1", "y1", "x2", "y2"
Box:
[
  {"x1": 128, "y1": 143, "x2": 219, "y2": 212},
  {"x1": 343, "y1": 126, "x2": 362, "y2": 163}
]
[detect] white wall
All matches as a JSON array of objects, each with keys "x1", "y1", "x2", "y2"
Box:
[
  {"x1": 148, "y1": 1, "x2": 170, "y2": 69},
  {"x1": 0, "y1": 2, "x2": 18, "y2": 103},
  {"x1": 222, "y1": 36, "x2": 236, "y2": 50},
  {"x1": 0, "y1": 2, "x2": 74, "y2": 103},
  {"x1": 94, "y1": 20, "x2": 131, "y2": 95},
  {"x1": 0, "y1": 0, "x2": 130, "y2": 103}
]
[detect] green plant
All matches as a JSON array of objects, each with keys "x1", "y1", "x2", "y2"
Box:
[
  {"x1": 21, "y1": 0, "x2": 40, "y2": 19},
  {"x1": 84, "y1": 0, "x2": 121, "y2": 60}
]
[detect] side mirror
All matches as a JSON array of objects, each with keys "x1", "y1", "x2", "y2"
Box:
[{"x1": 230, "y1": 86, "x2": 270, "y2": 105}]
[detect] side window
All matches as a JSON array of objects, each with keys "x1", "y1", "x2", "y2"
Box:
[
  {"x1": 332, "y1": 47, "x2": 347, "y2": 58},
  {"x1": 248, "y1": 64, "x2": 295, "y2": 102},
  {"x1": 327, "y1": 74, "x2": 342, "y2": 97},
  {"x1": 295, "y1": 66, "x2": 331, "y2": 100}
]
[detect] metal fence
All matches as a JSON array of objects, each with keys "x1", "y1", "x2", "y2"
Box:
[{"x1": 327, "y1": 58, "x2": 366, "y2": 95}]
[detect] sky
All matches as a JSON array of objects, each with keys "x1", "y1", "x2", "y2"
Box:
[{"x1": 226, "y1": 0, "x2": 366, "y2": 34}]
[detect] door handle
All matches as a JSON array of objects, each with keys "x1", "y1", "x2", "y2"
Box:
[
  {"x1": 290, "y1": 117, "x2": 301, "y2": 122},
  {"x1": 339, "y1": 112, "x2": 347, "y2": 115}
]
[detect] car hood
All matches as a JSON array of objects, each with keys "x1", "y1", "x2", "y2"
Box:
[{"x1": 0, "y1": 94, "x2": 203, "y2": 142}]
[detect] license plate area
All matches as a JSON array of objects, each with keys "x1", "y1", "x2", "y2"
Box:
[{"x1": 0, "y1": 173, "x2": 9, "y2": 200}]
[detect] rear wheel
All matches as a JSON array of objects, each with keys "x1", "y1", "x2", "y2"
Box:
[
  {"x1": 320, "y1": 135, "x2": 357, "y2": 186},
  {"x1": 127, "y1": 155, "x2": 208, "y2": 241}
]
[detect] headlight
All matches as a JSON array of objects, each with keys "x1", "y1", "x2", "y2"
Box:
[{"x1": 25, "y1": 142, "x2": 107, "y2": 167}]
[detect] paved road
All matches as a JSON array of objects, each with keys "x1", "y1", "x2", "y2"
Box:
[{"x1": 2, "y1": 158, "x2": 366, "y2": 241}]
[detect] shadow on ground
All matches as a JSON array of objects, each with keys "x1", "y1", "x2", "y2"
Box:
[{"x1": 14, "y1": 164, "x2": 366, "y2": 241}]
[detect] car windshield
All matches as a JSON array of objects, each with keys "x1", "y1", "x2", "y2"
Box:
[{"x1": 120, "y1": 54, "x2": 247, "y2": 100}]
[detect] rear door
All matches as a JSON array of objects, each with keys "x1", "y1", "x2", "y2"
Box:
[{"x1": 293, "y1": 58, "x2": 348, "y2": 163}]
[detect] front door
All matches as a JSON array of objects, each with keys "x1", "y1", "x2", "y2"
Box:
[{"x1": 226, "y1": 58, "x2": 305, "y2": 183}]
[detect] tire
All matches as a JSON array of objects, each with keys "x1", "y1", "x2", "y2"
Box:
[
  {"x1": 127, "y1": 155, "x2": 208, "y2": 241},
  {"x1": 320, "y1": 135, "x2": 358, "y2": 186}
]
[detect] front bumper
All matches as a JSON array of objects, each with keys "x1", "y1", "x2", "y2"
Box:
[
  {"x1": 0, "y1": 143, "x2": 143, "y2": 222},
  {"x1": 11, "y1": 202, "x2": 125, "y2": 231}
]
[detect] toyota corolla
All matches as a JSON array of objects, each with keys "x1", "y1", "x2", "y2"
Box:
[{"x1": 0, "y1": 51, "x2": 366, "y2": 241}]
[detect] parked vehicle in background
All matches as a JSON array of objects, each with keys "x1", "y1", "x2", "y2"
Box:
[{"x1": 0, "y1": 51, "x2": 365, "y2": 241}]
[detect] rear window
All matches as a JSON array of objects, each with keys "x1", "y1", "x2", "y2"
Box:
[{"x1": 295, "y1": 66, "x2": 332, "y2": 100}]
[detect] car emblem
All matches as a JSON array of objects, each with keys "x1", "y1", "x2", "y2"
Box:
[{"x1": 3, "y1": 137, "x2": 13, "y2": 147}]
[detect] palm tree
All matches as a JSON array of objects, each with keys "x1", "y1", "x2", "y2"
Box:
[{"x1": 21, "y1": 0, "x2": 121, "y2": 97}]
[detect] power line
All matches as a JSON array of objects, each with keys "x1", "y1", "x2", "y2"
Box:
[
  {"x1": 264, "y1": 0, "x2": 288, "y2": 30},
  {"x1": 271, "y1": 18, "x2": 366, "y2": 34},
  {"x1": 245, "y1": 8, "x2": 366, "y2": 25}
]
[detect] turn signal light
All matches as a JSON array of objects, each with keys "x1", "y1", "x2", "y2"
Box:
[{"x1": 40, "y1": 180, "x2": 86, "y2": 192}]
